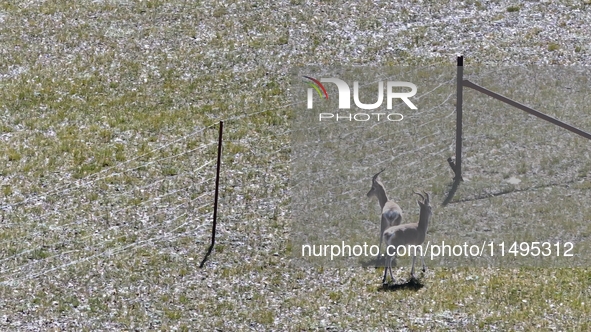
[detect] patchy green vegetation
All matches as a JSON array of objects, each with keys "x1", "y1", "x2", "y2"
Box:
[{"x1": 0, "y1": 0, "x2": 590, "y2": 330}]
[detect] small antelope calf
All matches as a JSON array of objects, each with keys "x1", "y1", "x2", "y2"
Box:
[
  {"x1": 367, "y1": 169, "x2": 403, "y2": 259},
  {"x1": 382, "y1": 191, "x2": 432, "y2": 284}
]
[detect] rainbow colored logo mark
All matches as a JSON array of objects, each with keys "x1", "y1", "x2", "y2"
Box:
[{"x1": 303, "y1": 76, "x2": 329, "y2": 100}]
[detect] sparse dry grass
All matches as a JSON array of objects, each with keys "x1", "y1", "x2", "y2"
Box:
[{"x1": 1, "y1": 0, "x2": 591, "y2": 330}]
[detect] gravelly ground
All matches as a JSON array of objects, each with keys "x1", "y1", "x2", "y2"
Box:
[{"x1": 1, "y1": 0, "x2": 591, "y2": 330}]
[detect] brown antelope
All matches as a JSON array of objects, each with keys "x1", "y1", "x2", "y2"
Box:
[
  {"x1": 367, "y1": 169, "x2": 403, "y2": 260},
  {"x1": 382, "y1": 191, "x2": 432, "y2": 284}
]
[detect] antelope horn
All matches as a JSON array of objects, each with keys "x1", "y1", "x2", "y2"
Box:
[
  {"x1": 372, "y1": 168, "x2": 386, "y2": 182},
  {"x1": 413, "y1": 191, "x2": 425, "y2": 202}
]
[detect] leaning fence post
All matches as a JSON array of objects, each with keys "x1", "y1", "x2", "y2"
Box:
[
  {"x1": 200, "y1": 120, "x2": 224, "y2": 268},
  {"x1": 443, "y1": 56, "x2": 464, "y2": 206},
  {"x1": 453, "y1": 55, "x2": 464, "y2": 182}
]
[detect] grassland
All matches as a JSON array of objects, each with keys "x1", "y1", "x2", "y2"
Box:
[{"x1": 1, "y1": 0, "x2": 591, "y2": 330}]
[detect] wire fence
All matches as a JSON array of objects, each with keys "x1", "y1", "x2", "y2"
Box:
[
  {"x1": 290, "y1": 64, "x2": 591, "y2": 268},
  {"x1": 0, "y1": 106, "x2": 290, "y2": 286},
  {"x1": 3, "y1": 63, "x2": 589, "y2": 282}
]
